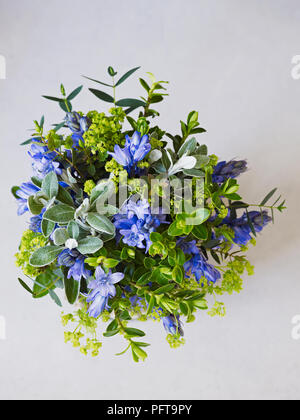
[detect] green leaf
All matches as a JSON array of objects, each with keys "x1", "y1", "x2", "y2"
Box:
[
  {"x1": 67, "y1": 85, "x2": 83, "y2": 101},
  {"x1": 107, "y1": 319, "x2": 119, "y2": 332},
  {"x1": 260, "y1": 188, "x2": 278, "y2": 206},
  {"x1": 149, "y1": 232, "x2": 163, "y2": 242},
  {"x1": 53, "y1": 228, "x2": 69, "y2": 246},
  {"x1": 64, "y1": 277, "x2": 80, "y2": 304},
  {"x1": 43, "y1": 204, "x2": 75, "y2": 224},
  {"x1": 136, "y1": 272, "x2": 152, "y2": 286},
  {"x1": 103, "y1": 329, "x2": 120, "y2": 338},
  {"x1": 115, "y1": 66, "x2": 141, "y2": 86},
  {"x1": 56, "y1": 186, "x2": 74, "y2": 206},
  {"x1": 86, "y1": 213, "x2": 116, "y2": 235},
  {"x1": 184, "y1": 208, "x2": 211, "y2": 226},
  {"x1": 146, "y1": 295, "x2": 155, "y2": 315},
  {"x1": 49, "y1": 289, "x2": 62, "y2": 307},
  {"x1": 172, "y1": 265, "x2": 184, "y2": 284},
  {"x1": 139, "y1": 78, "x2": 150, "y2": 92},
  {"x1": 193, "y1": 225, "x2": 208, "y2": 240},
  {"x1": 168, "y1": 221, "x2": 184, "y2": 237},
  {"x1": 103, "y1": 258, "x2": 120, "y2": 269},
  {"x1": 41, "y1": 219, "x2": 55, "y2": 238},
  {"x1": 116, "y1": 98, "x2": 146, "y2": 108},
  {"x1": 154, "y1": 284, "x2": 175, "y2": 295},
  {"x1": 28, "y1": 196, "x2": 44, "y2": 215},
  {"x1": 11, "y1": 186, "x2": 20, "y2": 199},
  {"x1": 42, "y1": 172, "x2": 59, "y2": 199},
  {"x1": 124, "y1": 328, "x2": 146, "y2": 338},
  {"x1": 67, "y1": 221, "x2": 80, "y2": 239},
  {"x1": 77, "y1": 237, "x2": 103, "y2": 254},
  {"x1": 176, "y1": 249, "x2": 186, "y2": 266},
  {"x1": 89, "y1": 88, "x2": 114, "y2": 103},
  {"x1": 18, "y1": 278, "x2": 33, "y2": 295},
  {"x1": 30, "y1": 246, "x2": 64, "y2": 267},
  {"x1": 108, "y1": 66, "x2": 117, "y2": 76}
]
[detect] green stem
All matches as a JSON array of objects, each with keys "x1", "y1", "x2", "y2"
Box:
[{"x1": 112, "y1": 77, "x2": 116, "y2": 106}]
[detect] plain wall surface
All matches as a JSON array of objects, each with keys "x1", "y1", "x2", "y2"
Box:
[{"x1": 0, "y1": 0, "x2": 299, "y2": 400}]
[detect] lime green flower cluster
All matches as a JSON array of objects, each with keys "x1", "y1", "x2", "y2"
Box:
[
  {"x1": 105, "y1": 158, "x2": 126, "y2": 186},
  {"x1": 84, "y1": 180, "x2": 96, "y2": 195},
  {"x1": 166, "y1": 333, "x2": 186, "y2": 349},
  {"x1": 62, "y1": 307, "x2": 103, "y2": 357},
  {"x1": 150, "y1": 137, "x2": 164, "y2": 150},
  {"x1": 15, "y1": 230, "x2": 48, "y2": 277},
  {"x1": 83, "y1": 108, "x2": 126, "y2": 159}
]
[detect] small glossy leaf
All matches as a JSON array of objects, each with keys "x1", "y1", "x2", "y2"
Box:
[{"x1": 124, "y1": 328, "x2": 146, "y2": 338}]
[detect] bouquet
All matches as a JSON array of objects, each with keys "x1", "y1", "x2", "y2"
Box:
[{"x1": 13, "y1": 66, "x2": 285, "y2": 361}]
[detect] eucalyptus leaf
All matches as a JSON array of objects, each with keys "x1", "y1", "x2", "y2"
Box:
[
  {"x1": 67, "y1": 85, "x2": 83, "y2": 101},
  {"x1": 89, "y1": 88, "x2": 114, "y2": 103},
  {"x1": 116, "y1": 99, "x2": 146, "y2": 108},
  {"x1": 116, "y1": 67, "x2": 141, "y2": 86}
]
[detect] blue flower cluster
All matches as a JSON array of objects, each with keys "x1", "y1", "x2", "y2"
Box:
[
  {"x1": 65, "y1": 112, "x2": 90, "y2": 147},
  {"x1": 114, "y1": 199, "x2": 165, "y2": 252},
  {"x1": 213, "y1": 160, "x2": 247, "y2": 184},
  {"x1": 223, "y1": 210, "x2": 271, "y2": 246},
  {"x1": 84, "y1": 267, "x2": 124, "y2": 318},
  {"x1": 178, "y1": 239, "x2": 221, "y2": 284},
  {"x1": 16, "y1": 182, "x2": 40, "y2": 216},
  {"x1": 109, "y1": 131, "x2": 151, "y2": 175},
  {"x1": 57, "y1": 249, "x2": 91, "y2": 283},
  {"x1": 29, "y1": 144, "x2": 62, "y2": 179},
  {"x1": 163, "y1": 315, "x2": 184, "y2": 337}
]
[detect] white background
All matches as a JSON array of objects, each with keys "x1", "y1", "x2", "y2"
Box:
[{"x1": 0, "y1": 0, "x2": 299, "y2": 400}]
